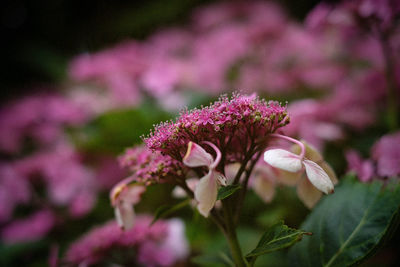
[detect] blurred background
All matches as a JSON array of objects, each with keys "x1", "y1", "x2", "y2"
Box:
[
  {"x1": 1, "y1": 0, "x2": 327, "y2": 100},
  {"x1": 1, "y1": 0, "x2": 399, "y2": 266}
]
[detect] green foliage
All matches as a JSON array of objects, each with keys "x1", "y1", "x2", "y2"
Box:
[
  {"x1": 246, "y1": 221, "x2": 311, "y2": 263},
  {"x1": 0, "y1": 240, "x2": 49, "y2": 267},
  {"x1": 288, "y1": 176, "x2": 400, "y2": 267},
  {"x1": 192, "y1": 252, "x2": 234, "y2": 267},
  {"x1": 217, "y1": 185, "x2": 241, "y2": 200},
  {"x1": 71, "y1": 105, "x2": 171, "y2": 153},
  {"x1": 151, "y1": 199, "x2": 191, "y2": 225}
]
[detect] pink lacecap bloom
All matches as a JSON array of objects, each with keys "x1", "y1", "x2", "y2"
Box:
[
  {"x1": 284, "y1": 99, "x2": 344, "y2": 150},
  {"x1": 192, "y1": 24, "x2": 250, "y2": 92},
  {"x1": 1, "y1": 210, "x2": 56, "y2": 244},
  {"x1": 0, "y1": 93, "x2": 88, "y2": 153},
  {"x1": 345, "y1": 150, "x2": 374, "y2": 182},
  {"x1": 0, "y1": 164, "x2": 31, "y2": 222},
  {"x1": 144, "y1": 94, "x2": 289, "y2": 162},
  {"x1": 14, "y1": 142, "x2": 97, "y2": 217},
  {"x1": 372, "y1": 132, "x2": 400, "y2": 177},
  {"x1": 354, "y1": 0, "x2": 400, "y2": 31},
  {"x1": 69, "y1": 41, "x2": 146, "y2": 107},
  {"x1": 65, "y1": 216, "x2": 188, "y2": 266}
]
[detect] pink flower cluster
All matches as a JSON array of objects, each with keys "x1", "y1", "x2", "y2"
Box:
[
  {"x1": 15, "y1": 143, "x2": 97, "y2": 217},
  {"x1": 65, "y1": 215, "x2": 188, "y2": 266},
  {"x1": 0, "y1": 93, "x2": 88, "y2": 154},
  {"x1": 0, "y1": 93, "x2": 102, "y2": 244},
  {"x1": 144, "y1": 93, "x2": 288, "y2": 162},
  {"x1": 119, "y1": 145, "x2": 185, "y2": 184},
  {"x1": 65, "y1": 1, "x2": 349, "y2": 110},
  {"x1": 2, "y1": 210, "x2": 56, "y2": 244},
  {"x1": 284, "y1": 0, "x2": 400, "y2": 149},
  {"x1": 346, "y1": 131, "x2": 400, "y2": 182},
  {"x1": 0, "y1": 142, "x2": 97, "y2": 244}
]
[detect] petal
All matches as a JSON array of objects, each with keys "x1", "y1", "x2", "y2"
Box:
[
  {"x1": 225, "y1": 163, "x2": 241, "y2": 184},
  {"x1": 303, "y1": 160, "x2": 334, "y2": 194},
  {"x1": 252, "y1": 175, "x2": 276, "y2": 203},
  {"x1": 121, "y1": 185, "x2": 146, "y2": 205},
  {"x1": 110, "y1": 176, "x2": 137, "y2": 206},
  {"x1": 172, "y1": 178, "x2": 198, "y2": 198},
  {"x1": 115, "y1": 201, "x2": 135, "y2": 230},
  {"x1": 194, "y1": 170, "x2": 218, "y2": 217},
  {"x1": 320, "y1": 161, "x2": 338, "y2": 185},
  {"x1": 172, "y1": 186, "x2": 187, "y2": 198},
  {"x1": 183, "y1": 142, "x2": 213, "y2": 168},
  {"x1": 264, "y1": 149, "x2": 302, "y2": 172},
  {"x1": 214, "y1": 172, "x2": 227, "y2": 186},
  {"x1": 277, "y1": 169, "x2": 301, "y2": 186},
  {"x1": 297, "y1": 175, "x2": 322, "y2": 209}
]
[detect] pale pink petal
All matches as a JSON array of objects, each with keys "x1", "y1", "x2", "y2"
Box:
[
  {"x1": 194, "y1": 170, "x2": 218, "y2": 217},
  {"x1": 264, "y1": 149, "x2": 302, "y2": 172},
  {"x1": 252, "y1": 175, "x2": 275, "y2": 203},
  {"x1": 215, "y1": 172, "x2": 227, "y2": 186},
  {"x1": 122, "y1": 185, "x2": 146, "y2": 205},
  {"x1": 172, "y1": 178, "x2": 198, "y2": 198},
  {"x1": 303, "y1": 160, "x2": 334, "y2": 194},
  {"x1": 297, "y1": 176, "x2": 322, "y2": 209},
  {"x1": 320, "y1": 162, "x2": 339, "y2": 185},
  {"x1": 183, "y1": 142, "x2": 213, "y2": 168},
  {"x1": 225, "y1": 163, "x2": 241, "y2": 183},
  {"x1": 277, "y1": 169, "x2": 301, "y2": 186},
  {"x1": 115, "y1": 201, "x2": 135, "y2": 230},
  {"x1": 172, "y1": 187, "x2": 187, "y2": 198},
  {"x1": 109, "y1": 176, "x2": 137, "y2": 206}
]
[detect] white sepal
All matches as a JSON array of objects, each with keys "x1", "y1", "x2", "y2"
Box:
[
  {"x1": 115, "y1": 201, "x2": 135, "y2": 230},
  {"x1": 303, "y1": 159, "x2": 334, "y2": 194},
  {"x1": 297, "y1": 175, "x2": 322, "y2": 209},
  {"x1": 264, "y1": 149, "x2": 303, "y2": 172},
  {"x1": 183, "y1": 142, "x2": 213, "y2": 167},
  {"x1": 194, "y1": 170, "x2": 218, "y2": 217}
]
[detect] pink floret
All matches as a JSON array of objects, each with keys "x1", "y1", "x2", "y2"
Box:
[{"x1": 144, "y1": 93, "x2": 289, "y2": 163}]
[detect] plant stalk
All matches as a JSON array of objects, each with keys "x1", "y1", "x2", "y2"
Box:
[{"x1": 222, "y1": 200, "x2": 247, "y2": 267}]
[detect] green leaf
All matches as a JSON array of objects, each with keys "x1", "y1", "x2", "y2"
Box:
[
  {"x1": 288, "y1": 176, "x2": 400, "y2": 267},
  {"x1": 151, "y1": 198, "x2": 191, "y2": 225},
  {"x1": 246, "y1": 221, "x2": 311, "y2": 260},
  {"x1": 217, "y1": 184, "x2": 241, "y2": 200},
  {"x1": 71, "y1": 105, "x2": 171, "y2": 153}
]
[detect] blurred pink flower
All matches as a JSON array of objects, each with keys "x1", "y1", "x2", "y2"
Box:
[
  {"x1": 1, "y1": 210, "x2": 56, "y2": 244},
  {"x1": 65, "y1": 216, "x2": 188, "y2": 266},
  {"x1": 372, "y1": 132, "x2": 400, "y2": 177},
  {"x1": 15, "y1": 142, "x2": 97, "y2": 217},
  {"x1": 0, "y1": 94, "x2": 87, "y2": 153},
  {"x1": 346, "y1": 150, "x2": 374, "y2": 182},
  {"x1": 0, "y1": 164, "x2": 30, "y2": 222}
]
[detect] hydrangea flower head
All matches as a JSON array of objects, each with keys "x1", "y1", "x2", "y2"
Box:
[
  {"x1": 65, "y1": 216, "x2": 188, "y2": 266},
  {"x1": 144, "y1": 93, "x2": 289, "y2": 162}
]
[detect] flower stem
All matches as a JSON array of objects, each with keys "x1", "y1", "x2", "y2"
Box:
[
  {"x1": 222, "y1": 200, "x2": 247, "y2": 267},
  {"x1": 269, "y1": 133, "x2": 305, "y2": 159},
  {"x1": 379, "y1": 32, "x2": 399, "y2": 131}
]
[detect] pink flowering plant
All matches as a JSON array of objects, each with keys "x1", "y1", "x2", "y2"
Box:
[
  {"x1": 1, "y1": 0, "x2": 400, "y2": 266},
  {"x1": 111, "y1": 93, "x2": 339, "y2": 266}
]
